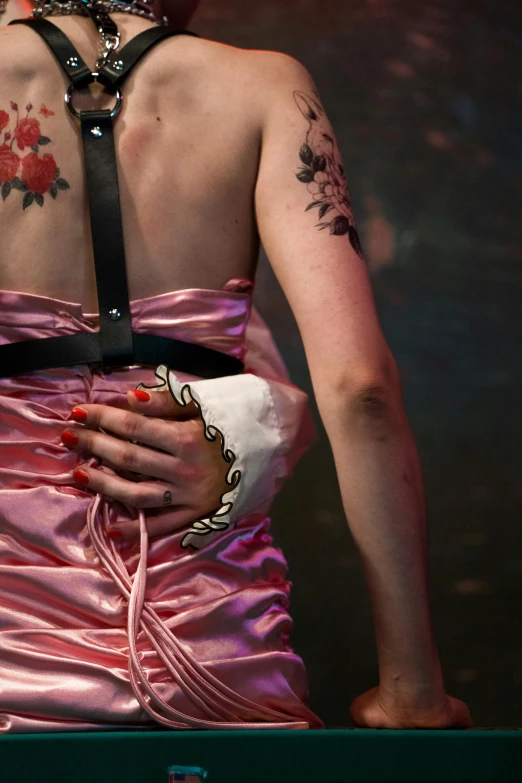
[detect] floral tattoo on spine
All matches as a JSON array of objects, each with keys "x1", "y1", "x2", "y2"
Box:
[
  {"x1": 294, "y1": 90, "x2": 363, "y2": 258},
  {"x1": 0, "y1": 101, "x2": 70, "y2": 210}
]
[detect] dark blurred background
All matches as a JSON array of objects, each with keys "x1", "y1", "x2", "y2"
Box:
[{"x1": 191, "y1": 0, "x2": 522, "y2": 728}]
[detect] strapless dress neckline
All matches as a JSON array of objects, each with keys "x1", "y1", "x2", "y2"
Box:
[
  {"x1": 0, "y1": 278, "x2": 255, "y2": 365},
  {"x1": 0, "y1": 273, "x2": 325, "y2": 733},
  {"x1": 0, "y1": 276, "x2": 255, "y2": 317}
]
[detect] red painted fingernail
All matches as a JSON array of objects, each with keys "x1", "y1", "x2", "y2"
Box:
[
  {"x1": 73, "y1": 468, "x2": 89, "y2": 485},
  {"x1": 61, "y1": 430, "x2": 79, "y2": 447},
  {"x1": 71, "y1": 407, "x2": 88, "y2": 422},
  {"x1": 131, "y1": 390, "x2": 151, "y2": 402},
  {"x1": 107, "y1": 528, "x2": 122, "y2": 538}
]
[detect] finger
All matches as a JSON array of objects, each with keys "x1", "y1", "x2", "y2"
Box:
[
  {"x1": 94, "y1": 456, "x2": 154, "y2": 484},
  {"x1": 107, "y1": 506, "x2": 199, "y2": 542},
  {"x1": 73, "y1": 464, "x2": 188, "y2": 509},
  {"x1": 127, "y1": 388, "x2": 201, "y2": 421},
  {"x1": 66, "y1": 427, "x2": 191, "y2": 487},
  {"x1": 66, "y1": 404, "x2": 193, "y2": 459}
]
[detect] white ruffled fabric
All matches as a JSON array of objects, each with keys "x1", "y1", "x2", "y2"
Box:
[
  {"x1": 85, "y1": 306, "x2": 320, "y2": 729},
  {"x1": 132, "y1": 306, "x2": 317, "y2": 551}
]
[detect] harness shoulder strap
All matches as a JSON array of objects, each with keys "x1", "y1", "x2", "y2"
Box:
[
  {"x1": 98, "y1": 24, "x2": 201, "y2": 89},
  {"x1": 8, "y1": 17, "x2": 199, "y2": 90},
  {"x1": 0, "y1": 18, "x2": 244, "y2": 380}
]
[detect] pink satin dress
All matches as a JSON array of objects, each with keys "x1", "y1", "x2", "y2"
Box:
[{"x1": 0, "y1": 277, "x2": 325, "y2": 733}]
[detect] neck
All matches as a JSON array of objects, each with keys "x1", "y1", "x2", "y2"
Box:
[
  {"x1": 1, "y1": 1, "x2": 168, "y2": 27},
  {"x1": 1, "y1": 0, "x2": 34, "y2": 24}
]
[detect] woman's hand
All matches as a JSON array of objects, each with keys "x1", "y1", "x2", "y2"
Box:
[
  {"x1": 349, "y1": 686, "x2": 473, "y2": 730},
  {"x1": 60, "y1": 388, "x2": 228, "y2": 541}
]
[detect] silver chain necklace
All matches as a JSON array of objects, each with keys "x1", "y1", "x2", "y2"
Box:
[
  {"x1": 0, "y1": 0, "x2": 166, "y2": 23},
  {"x1": 0, "y1": 0, "x2": 169, "y2": 76},
  {"x1": 28, "y1": 0, "x2": 167, "y2": 25}
]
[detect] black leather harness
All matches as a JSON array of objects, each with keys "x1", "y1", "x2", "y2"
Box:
[{"x1": 0, "y1": 16, "x2": 245, "y2": 380}]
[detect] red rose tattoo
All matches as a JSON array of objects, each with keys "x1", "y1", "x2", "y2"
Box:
[
  {"x1": 0, "y1": 110, "x2": 10, "y2": 133},
  {"x1": 22, "y1": 152, "x2": 57, "y2": 195},
  {"x1": 0, "y1": 102, "x2": 70, "y2": 209},
  {"x1": 0, "y1": 144, "x2": 20, "y2": 182},
  {"x1": 14, "y1": 117, "x2": 42, "y2": 151}
]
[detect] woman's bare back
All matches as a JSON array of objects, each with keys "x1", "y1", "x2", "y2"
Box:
[{"x1": 0, "y1": 14, "x2": 262, "y2": 313}]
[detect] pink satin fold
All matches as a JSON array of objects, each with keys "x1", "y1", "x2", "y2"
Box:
[{"x1": 0, "y1": 280, "x2": 324, "y2": 733}]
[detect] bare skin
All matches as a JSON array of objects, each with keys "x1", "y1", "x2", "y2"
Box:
[
  {"x1": 0, "y1": 2, "x2": 473, "y2": 729},
  {"x1": 61, "y1": 389, "x2": 228, "y2": 541},
  {"x1": 0, "y1": 1, "x2": 261, "y2": 524},
  {"x1": 0, "y1": 6, "x2": 262, "y2": 312}
]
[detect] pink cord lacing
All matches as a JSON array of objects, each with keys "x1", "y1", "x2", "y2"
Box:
[{"x1": 87, "y1": 493, "x2": 310, "y2": 729}]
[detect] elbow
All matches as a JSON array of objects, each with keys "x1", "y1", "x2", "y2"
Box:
[
  {"x1": 335, "y1": 354, "x2": 402, "y2": 401},
  {"x1": 319, "y1": 357, "x2": 404, "y2": 425},
  {"x1": 348, "y1": 379, "x2": 402, "y2": 423}
]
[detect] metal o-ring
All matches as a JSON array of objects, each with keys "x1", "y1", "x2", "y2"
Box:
[{"x1": 64, "y1": 77, "x2": 123, "y2": 120}]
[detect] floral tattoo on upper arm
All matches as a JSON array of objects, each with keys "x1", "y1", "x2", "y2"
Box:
[
  {"x1": 0, "y1": 101, "x2": 70, "y2": 210},
  {"x1": 294, "y1": 90, "x2": 363, "y2": 258}
]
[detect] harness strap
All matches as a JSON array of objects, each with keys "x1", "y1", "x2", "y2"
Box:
[
  {"x1": 96, "y1": 23, "x2": 200, "y2": 90},
  {"x1": 0, "y1": 18, "x2": 244, "y2": 379},
  {"x1": 0, "y1": 17, "x2": 308, "y2": 730},
  {"x1": 0, "y1": 331, "x2": 246, "y2": 379},
  {"x1": 9, "y1": 17, "x2": 93, "y2": 87}
]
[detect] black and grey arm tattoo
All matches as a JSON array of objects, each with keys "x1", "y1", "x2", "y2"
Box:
[{"x1": 293, "y1": 90, "x2": 363, "y2": 258}]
